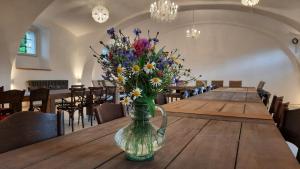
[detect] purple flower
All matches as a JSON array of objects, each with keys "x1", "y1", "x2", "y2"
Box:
[
  {"x1": 133, "y1": 28, "x2": 142, "y2": 36},
  {"x1": 107, "y1": 28, "x2": 115, "y2": 38}
]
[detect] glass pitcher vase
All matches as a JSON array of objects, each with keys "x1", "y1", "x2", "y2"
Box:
[{"x1": 114, "y1": 96, "x2": 167, "y2": 161}]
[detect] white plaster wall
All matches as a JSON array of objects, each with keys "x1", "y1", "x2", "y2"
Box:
[
  {"x1": 0, "y1": 0, "x2": 54, "y2": 90},
  {"x1": 11, "y1": 22, "x2": 79, "y2": 90}
]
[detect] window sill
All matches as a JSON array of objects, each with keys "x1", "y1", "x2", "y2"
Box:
[{"x1": 16, "y1": 67, "x2": 52, "y2": 71}]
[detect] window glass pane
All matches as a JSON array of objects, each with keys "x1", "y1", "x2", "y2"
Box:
[{"x1": 18, "y1": 31, "x2": 36, "y2": 55}]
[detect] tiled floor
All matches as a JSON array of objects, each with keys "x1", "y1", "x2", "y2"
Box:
[{"x1": 63, "y1": 110, "x2": 97, "y2": 134}]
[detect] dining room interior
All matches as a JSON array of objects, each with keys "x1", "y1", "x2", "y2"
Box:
[{"x1": 0, "y1": 0, "x2": 300, "y2": 168}]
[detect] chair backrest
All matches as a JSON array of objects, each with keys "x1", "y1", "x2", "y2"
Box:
[
  {"x1": 257, "y1": 81, "x2": 265, "y2": 91},
  {"x1": 196, "y1": 80, "x2": 207, "y2": 87},
  {"x1": 104, "y1": 86, "x2": 116, "y2": 102},
  {"x1": 88, "y1": 87, "x2": 105, "y2": 104},
  {"x1": 229, "y1": 80, "x2": 242, "y2": 88},
  {"x1": 102, "y1": 80, "x2": 115, "y2": 87},
  {"x1": 261, "y1": 90, "x2": 271, "y2": 107},
  {"x1": 281, "y1": 108, "x2": 300, "y2": 162},
  {"x1": 71, "y1": 85, "x2": 84, "y2": 89},
  {"x1": 211, "y1": 80, "x2": 224, "y2": 88},
  {"x1": 277, "y1": 102, "x2": 289, "y2": 129},
  {"x1": 272, "y1": 96, "x2": 284, "y2": 124},
  {"x1": 97, "y1": 103, "x2": 124, "y2": 123},
  {"x1": 29, "y1": 88, "x2": 49, "y2": 112},
  {"x1": 69, "y1": 88, "x2": 86, "y2": 106},
  {"x1": 92, "y1": 80, "x2": 104, "y2": 87},
  {"x1": 0, "y1": 111, "x2": 64, "y2": 153},
  {"x1": 155, "y1": 93, "x2": 167, "y2": 105},
  {"x1": 269, "y1": 95, "x2": 277, "y2": 113},
  {"x1": 0, "y1": 90, "x2": 25, "y2": 113}
]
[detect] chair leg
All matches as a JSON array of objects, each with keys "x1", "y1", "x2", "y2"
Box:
[
  {"x1": 90, "y1": 112, "x2": 93, "y2": 126},
  {"x1": 70, "y1": 112, "x2": 74, "y2": 132},
  {"x1": 78, "y1": 110, "x2": 80, "y2": 125},
  {"x1": 81, "y1": 110, "x2": 84, "y2": 128}
]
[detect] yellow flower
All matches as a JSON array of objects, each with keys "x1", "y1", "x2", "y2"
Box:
[
  {"x1": 150, "y1": 77, "x2": 162, "y2": 87},
  {"x1": 131, "y1": 88, "x2": 142, "y2": 100},
  {"x1": 132, "y1": 65, "x2": 140, "y2": 74},
  {"x1": 116, "y1": 64, "x2": 125, "y2": 75},
  {"x1": 143, "y1": 62, "x2": 156, "y2": 74},
  {"x1": 121, "y1": 97, "x2": 132, "y2": 106}
]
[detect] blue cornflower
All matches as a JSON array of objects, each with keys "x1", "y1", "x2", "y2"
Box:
[
  {"x1": 107, "y1": 28, "x2": 115, "y2": 36},
  {"x1": 133, "y1": 28, "x2": 142, "y2": 36},
  {"x1": 152, "y1": 38, "x2": 159, "y2": 43}
]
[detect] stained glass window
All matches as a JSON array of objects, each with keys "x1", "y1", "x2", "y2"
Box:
[{"x1": 18, "y1": 31, "x2": 36, "y2": 55}]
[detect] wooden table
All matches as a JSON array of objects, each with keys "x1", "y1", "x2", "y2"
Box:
[{"x1": 1, "y1": 87, "x2": 298, "y2": 169}]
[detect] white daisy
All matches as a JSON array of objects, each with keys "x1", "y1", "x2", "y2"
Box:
[
  {"x1": 150, "y1": 77, "x2": 162, "y2": 87},
  {"x1": 143, "y1": 62, "x2": 156, "y2": 74},
  {"x1": 121, "y1": 96, "x2": 132, "y2": 106},
  {"x1": 116, "y1": 75, "x2": 126, "y2": 84},
  {"x1": 131, "y1": 88, "x2": 142, "y2": 100},
  {"x1": 116, "y1": 64, "x2": 125, "y2": 75}
]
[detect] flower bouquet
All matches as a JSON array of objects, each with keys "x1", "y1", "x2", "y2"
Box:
[{"x1": 91, "y1": 28, "x2": 195, "y2": 161}]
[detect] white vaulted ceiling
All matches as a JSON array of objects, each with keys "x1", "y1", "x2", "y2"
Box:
[{"x1": 36, "y1": 0, "x2": 300, "y2": 37}]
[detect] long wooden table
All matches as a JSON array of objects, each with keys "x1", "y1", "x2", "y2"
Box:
[
  {"x1": 163, "y1": 87, "x2": 271, "y2": 123},
  {"x1": 1, "y1": 87, "x2": 299, "y2": 169}
]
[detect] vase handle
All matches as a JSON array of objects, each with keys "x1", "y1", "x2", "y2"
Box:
[{"x1": 155, "y1": 105, "x2": 167, "y2": 136}]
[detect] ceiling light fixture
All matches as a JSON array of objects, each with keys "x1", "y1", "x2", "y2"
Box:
[
  {"x1": 92, "y1": 5, "x2": 109, "y2": 23},
  {"x1": 186, "y1": 10, "x2": 200, "y2": 39},
  {"x1": 150, "y1": 0, "x2": 178, "y2": 22},
  {"x1": 241, "y1": 0, "x2": 260, "y2": 7}
]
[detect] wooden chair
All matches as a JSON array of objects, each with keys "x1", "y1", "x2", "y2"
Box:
[
  {"x1": 280, "y1": 108, "x2": 300, "y2": 162},
  {"x1": 229, "y1": 80, "x2": 242, "y2": 88},
  {"x1": 29, "y1": 88, "x2": 49, "y2": 112},
  {"x1": 272, "y1": 96, "x2": 284, "y2": 124},
  {"x1": 92, "y1": 80, "x2": 104, "y2": 87},
  {"x1": 71, "y1": 85, "x2": 84, "y2": 89},
  {"x1": 86, "y1": 87, "x2": 105, "y2": 126},
  {"x1": 211, "y1": 80, "x2": 224, "y2": 89},
  {"x1": 0, "y1": 90, "x2": 25, "y2": 116},
  {"x1": 269, "y1": 95, "x2": 283, "y2": 115},
  {"x1": 104, "y1": 86, "x2": 117, "y2": 103},
  {"x1": 257, "y1": 80, "x2": 265, "y2": 91},
  {"x1": 277, "y1": 102, "x2": 289, "y2": 129},
  {"x1": 0, "y1": 111, "x2": 64, "y2": 153},
  {"x1": 155, "y1": 93, "x2": 168, "y2": 105},
  {"x1": 57, "y1": 88, "x2": 86, "y2": 132},
  {"x1": 96, "y1": 103, "x2": 124, "y2": 124},
  {"x1": 196, "y1": 80, "x2": 207, "y2": 87},
  {"x1": 261, "y1": 90, "x2": 271, "y2": 107}
]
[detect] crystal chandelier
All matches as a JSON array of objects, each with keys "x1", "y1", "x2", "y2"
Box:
[
  {"x1": 92, "y1": 5, "x2": 109, "y2": 23},
  {"x1": 241, "y1": 0, "x2": 260, "y2": 7},
  {"x1": 150, "y1": 0, "x2": 178, "y2": 22},
  {"x1": 186, "y1": 10, "x2": 200, "y2": 39}
]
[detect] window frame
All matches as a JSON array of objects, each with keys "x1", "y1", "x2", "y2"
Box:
[{"x1": 17, "y1": 26, "x2": 39, "y2": 57}]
